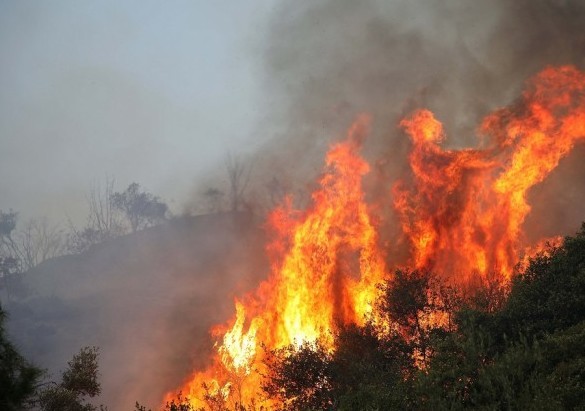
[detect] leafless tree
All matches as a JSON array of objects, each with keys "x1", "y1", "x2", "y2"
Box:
[
  {"x1": 203, "y1": 187, "x2": 225, "y2": 213},
  {"x1": 16, "y1": 217, "x2": 65, "y2": 271},
  {"x1": 225, "y1": 152, "x2": 251, "y2": 213},
  {"x1": 266, "y1": 177, "x2": 290, "y2": 209},
  {"x1": 0, "y1": 209, "x2": 19, "y2": 258},
  {"x1": 67, "y1": 177, "x2": 125, "y2": 253},
  {"x1": 86, "y1": 177, "x2": 124, "y2": 237}
]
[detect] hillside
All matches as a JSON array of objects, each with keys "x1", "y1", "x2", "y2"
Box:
[{"x1": 3, "y1": 213, "x2": 267, "y2": 409}]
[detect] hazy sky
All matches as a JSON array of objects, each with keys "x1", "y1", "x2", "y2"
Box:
[{"x1": 0, "y1": 0, "x2": 274, "y2": 223}]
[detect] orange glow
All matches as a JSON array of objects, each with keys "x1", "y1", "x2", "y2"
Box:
[
  {"x1": 166, "y1": 66, "x2": 585, "y2": 409},
  {"x1": 394, "y1": 66, "x2": 585, "y2": 283},
  {"x1": 166, "y1": 114, "x2": 387, "y2": 409}
]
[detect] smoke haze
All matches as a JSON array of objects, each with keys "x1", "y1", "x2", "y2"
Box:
[{"x1": 3, "y1": 1, "x2": 585, "y2": 409}]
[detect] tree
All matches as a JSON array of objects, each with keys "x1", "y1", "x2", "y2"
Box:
[
  {"x1": 0, "y1": 304, "x2": 43, "y2": 410},
  {"x1": 38, "y1": 346, "x2": 105, "y2": 411},
  {"x1": 262, "y1": 339, "x2": 334, "y2": 411},
  {"x1": 67, "y1": 178, "x2": 125, "y2": 253},
  {"x1": 377, "y1": 269, "x2": 445, "y2": 367},
  {"x1": 0, "y1": 256, "x2": 24, "y2": 302},
  {"x1": 16, "y1": 218, "x2": 65, "y2": 271},
  {"x1": 498, "y1": 223, "x2": 585, "y2": 339},
  {"x1": 202, "y1": 187, "x2": 225, "y2": 214},
  {"x1": 415, "y1": 223, "x2": 585, "y2": 410},
  {"x1": 0, "y1": 210, "x2": 20, "y2": 262},
  {"x1": 111, "y1": 183, "x2": 168, "y2": 232},
  {"x1": 1, "y1": 210, "x2": 66, "y2": 272},
  {"x1": 225, "y1": 153, "x2": 251, "y2": 213},
  {"x1": 331, "y1": 324, "x2": 413, "y2": 410}
]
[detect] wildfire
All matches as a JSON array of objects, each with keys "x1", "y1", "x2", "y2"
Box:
[
  {"x1": 394, "y1": 65, "x2": 585, "y2": 283},
  {"x1": 166, "y1": 65, "x2": 585, "y2": 409}
]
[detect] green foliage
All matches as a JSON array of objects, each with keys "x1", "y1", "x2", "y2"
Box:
[
  {"x1": 262, "y1": 323, "x2": 416, "y2": 410},
  {"x1": 38, "y1": 346, "x2": 104, "y2": 411},
  {"x1": 499, "y1": 223, "x2": 585, "y2": 339},
  {"x1": 0, "y1": 305, "x2": 43, "y2": 410},
  {"x1": 38, "y1": 386, "x2": 97, "y2": 411},
  {"x1": 136, "y1": 392, "x2": 197, "y2": 411},
  {"x1": 263, "y1": 340, "x2": 333, "y2": 410},
  {"x1": 61, "y1": 346, "x2": 101, "y2": 397},
  {"x1": 417, "y1": 223, "x2": 585, "y2": 410},
  {"x1": 332, "y1": 324, "x2": 413, "y2": 410}
]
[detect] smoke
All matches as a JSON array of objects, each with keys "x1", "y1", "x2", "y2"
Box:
[
  {"x1": 5, "y1": 215, "x2": 267, "y2": 408},
  {"x1": 5, "y1": 1, "x2": 585, "y2": 409},
  {"x1": 254, "y1": 0, "x2": 585, "y2": 216}
]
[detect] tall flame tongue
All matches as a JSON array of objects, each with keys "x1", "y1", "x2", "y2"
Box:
[
  {"x1": 167, "y1": 66, "x2": 585, "y2": 408},
  {"x1": 168, "y1": 114, "x2": 387, "y2": 408}
]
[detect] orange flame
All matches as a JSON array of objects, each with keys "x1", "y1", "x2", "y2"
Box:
[
  {"x1": 166, "y1": 114, "x2": 386, "y2": 408},
  {"x1": 394, "y1": 65, "x2": 585, "y2": 283},
  {"x1": 166, "y1": 66, "x2": 585, "y2": 409}
]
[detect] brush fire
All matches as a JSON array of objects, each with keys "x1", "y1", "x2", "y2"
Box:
[{"x1": 164, "y1": 65, "x2": 585, "y2": 409}]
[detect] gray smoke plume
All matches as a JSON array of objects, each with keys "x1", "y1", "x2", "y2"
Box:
[{"x1": 253, "y1": 0, "x2": 585, "y2": 237}]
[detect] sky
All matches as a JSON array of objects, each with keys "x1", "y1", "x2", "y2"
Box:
[{"x1": 0, "y1": 0, "x2": 274, "y2": 223}]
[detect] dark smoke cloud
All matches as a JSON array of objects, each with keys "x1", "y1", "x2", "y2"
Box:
[{"x1": 253, "y1": 0, "x2": 585, "y2": 236}]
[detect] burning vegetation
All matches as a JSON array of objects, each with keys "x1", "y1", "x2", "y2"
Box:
[{"x1": 159, "y1": 65, "x2": 585, "y2": 410}]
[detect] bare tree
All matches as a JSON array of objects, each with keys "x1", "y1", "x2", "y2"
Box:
[
  {"x1": 225, "y1": 152, "x2": 251, "y2": 213},
  {"x1": 266, "y1": 177, "x2": 290, "y2": 209},
  {"x1": 203, "y1": 187, "x2": 225, "y2": 213},
  {"x1": 87, "y1": 177, "x2": 123, "y2": 238},
  {"x1": 0, "y1": 210, "x2": 66, "y2": 302},
  {"x1": 66, "y1": 177, "x2": 125, "y2": 253},
  {"x1": 16, "y1": 218, "x2": 65, "y2": 271},
  {"x1": 0, "y1": 209, "x2": 19, "y2": 258}
]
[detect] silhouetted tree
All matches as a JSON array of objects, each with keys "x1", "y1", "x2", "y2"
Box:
[
  {"x1": 263, "y1": 339, "x2": 334, "y2": 411},
  {"x1": 0, "y1": 210, "x2": 20, "y2": 261},
  {"x1": 67, "y1": 178, "x2": 125, "y2": 252},
  {"x1": 203, "y1": 187, "x2": 225, "y2": 213},
  {"x1": 111, "y1": 183, "x2": 168, "y2": 232},
  {"x1": 1, "y1": 210, "x2": 65, "y2": 282},
  {"x1": 16, "y1": 218, "x2": 65, "y2": 271},
  {"x1": 225, "y1": 153, "x2": 251, "y2": 213},
  {"x1": 38, "y1": 346, "x2": 105, "y2": 411},
  {"x1": 416, "y1": 223, "x2": 585, "y2": 410},
  {"x1": 0, "y1": 304, "x2": 43, "y2": 410},
  {"x1": 377, "y1": 269, "x2": 442, "y2": 367}
]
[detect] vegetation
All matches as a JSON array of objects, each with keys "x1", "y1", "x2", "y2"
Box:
[
  {"x1": 0, "y1": 179, "x2": 169, "y2": 286},
  {"x1": 0, "y1": 303, "x2": 107, "y2": 410},
  {"x1": 2, "y1": 205, "x2": 584, "y2": 409},
  {"x1": 0, "y1": 305, "x2": 43, "y2": 410},
  {"x1": 111, "y1": 182, "x2": 168, "y2": 233},
  {"x1": 260, "y1": 223, "x2": 585, "y2": 410},
  {"x1": 37, "y1": 346, "x2": 105, "y2": 411}
]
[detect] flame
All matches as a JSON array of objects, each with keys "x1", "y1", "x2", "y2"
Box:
[
  {"x1": 166, "y1": 114, "x2": 386, "y2": 408},
  {"x1": 166, "y1": 66, "x2": 585, "y2": 409},
  {"x1": 394, "y1": 65, "x2": 585, "y2": 283}
]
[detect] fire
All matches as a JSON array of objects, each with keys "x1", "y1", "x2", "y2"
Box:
[
  {"x1": 166, "y1": 114, "x2": 386, "y2": 408},
  {"x1": 394, "y1": 65, "x2": 585, "y2": 283},
  {"x1": 166, "y1": 65, "x2": 585, "y2": 409}
]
